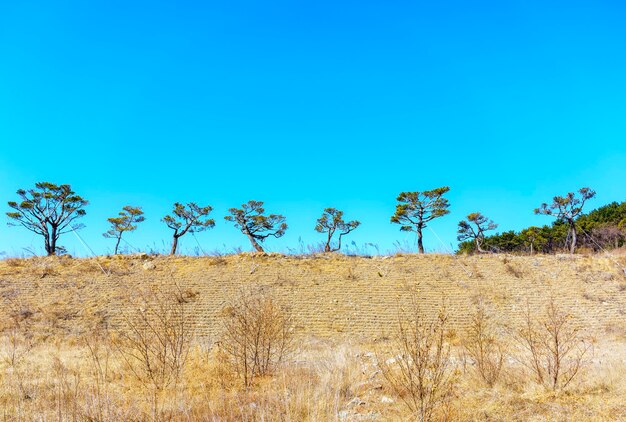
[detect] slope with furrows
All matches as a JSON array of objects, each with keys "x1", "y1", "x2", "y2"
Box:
[{"x1": 0, "y1": 253, "x2": 624, "y2": 340}]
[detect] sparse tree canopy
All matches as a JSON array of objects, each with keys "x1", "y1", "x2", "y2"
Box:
[
  {"x1": 390, "y1": 187, "x2": 450, "y2": 253},
  {"x1": 534, "y1": 187, "x2": 595, "y2": 253},
  {"x1": 457, "y1": 212, "x2": 498, "y2": 254},
  {"x1": 104, "y1": 206, "x2": 145, "y2": 254},
  {"x1": 315, "y1": 208, "x2": 360, "y2": 253},
  {"x1": 225, "y1": 200, "x2": 287, "y2": 252},
  {"x1": 162, "y1": 203, "x2": 214, "y2": 255},
  {"x1": 6, "y1": 182, "x2": 88, "y2": 256}
]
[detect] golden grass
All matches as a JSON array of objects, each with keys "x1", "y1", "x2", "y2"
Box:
[
  {"x1": 0, "y1": 253, "x2": 624, "y2": 420},
  {"x1": 0, "y1": 334, "x2": 624, "y2": 420}
]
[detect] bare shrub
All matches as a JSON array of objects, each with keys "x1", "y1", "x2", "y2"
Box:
[
  {"x1": 377, "y1": 297, "x2": 456, "y2": 421},
  {"x1": 50, "y1": 356, "x2": 82, "y2": 420},
  {"x1": 220, "y1": 289, "x2": 294, "y2": 387},
  {"x1": 115, "y1": 283, "x2": 196, "y2": 419},
  {"x1": 82, "y1": 328, "x2": 117, "y2": 420},
  {"x1": 513, "y1": 298, "x2": 591, "y2": 390},
  {"x1": 505, "y1": 262, "x2": 524, "y2": 278},
  {"x1": 462, "y1": 301, "x2": 506, "y2": 387}
]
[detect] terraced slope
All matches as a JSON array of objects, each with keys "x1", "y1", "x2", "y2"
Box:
[{"x1": 0, "y1": 254, "x2": 624, "y2": 340}]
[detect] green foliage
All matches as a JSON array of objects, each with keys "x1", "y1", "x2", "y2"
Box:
[
  {"x1": 457, "y1": 212, "x2": 498, "y2": 253},
  {"x1": 390, "y1": 186, "x2": 450, "y2": 253},
  {"x1": 577, "y1": 201, "x2": 626, "y2": 250},
  {"x1": 103, "y1": 206, "x2": 145, "y2": 254},
  {"x1": 225, "y1": 200, "x2": 287, "y2": 252},
  {"x1": 458, "y1": 200, "x2": 626, "y2": 254},
  {"x1": 535, "y1": 187, "x2": 596, "y2": 253},
  {"x1": 534, "y1": 188, "x2": 596, "y2": 221},
  {"x1": 162, "y1": 203, "x2": 214, "y2": 235},
  {"x1": 315, "y1": 208, "x2": 360, "y2": 252},
  {"x1": 162, "y1": 203, "x2": 215, "y2": 254},
  {"x1": 6, "y1": 182, "x2": 88, "y2": 255}
]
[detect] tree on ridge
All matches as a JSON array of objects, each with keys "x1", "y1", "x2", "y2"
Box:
[
  {"x1": 315, "y1": 208, "x2": 360, "y2": 252},
  {"x1": 104, "y1": 205, "x2": 145, "y2": 254},
  {"x1": 390, "y1": 187, "x2": 451, "y2": 253},
  {"x1": 457, "y1": 212, "x2": 497, "y2": 254},
  {"x1": 225, "y1": 200, "x2": 287, "y2": 253},
  {"x1": 534, "y1": 187, "x2": 595, "y2": 253},
  {"x1": 162, "y1": 202, "x2": 214, "y2": 255},
  {"x1": 7, "y1": 182, "x2": 88, "y2": 256}
]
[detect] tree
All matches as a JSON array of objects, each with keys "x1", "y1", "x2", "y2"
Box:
[
  {"x1": 390, "y1": 187, "x2": 450, "y2": 254},
  {"x1": 519, "y1": 226, "x2": 546, "y2": 255},
  {"x1": 6, "y1": 182, "x2": 88, "y2": 256},
  {"x1": 103, "y1": 206, "x2": 145, "y2": 254},
  {"x1": 162, "y1": 203, "x2": 214, "y2": 255},
  {"x1": 534, "y1": 187, "x2": 596, "y2": 253},
  {"x1": 457, "y1": 212, "x2": 498, "y2": 253},
  {"x1": 314, "y1": 208, "x2": 360, "y2": 253},
  {"x1": 224, "y1": 200, "x2": 287, "y2": 252}
]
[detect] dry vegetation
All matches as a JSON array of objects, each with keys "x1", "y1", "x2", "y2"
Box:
[{"x1": 0, "y1": 253, "x2": 625, "y2": 420}]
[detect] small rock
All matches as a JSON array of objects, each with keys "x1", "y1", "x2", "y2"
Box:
[
  {"x1": 380, "y1": 396, "x2": 394, "y2": 404},
  {"x1": 347, "y1": 397, "x2": 366, "y2": 407},
  {"x1": 142, "y1": 261, "x2": 156, "y2": 271},
  {"x1": 368, "y1": 370, "x2": 381, "y2": 381}
]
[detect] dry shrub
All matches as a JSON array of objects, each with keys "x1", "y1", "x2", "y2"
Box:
[
  {"x1": 50, "y1": 356, "x2": 82, "y2": 420},
  {"x1": 377, "y1": 297, "x2": 456, "y2": 421},
  {"x1": 81, "y1": 328, "x2": 120, "y2": 420},
  {"x1": 514, "y1": 298, "x2": 591, "y2": 390},
  {"x1": 463, "y1": 301, "x2": 506, "y2": 387},
  {"x1": 346, "y1": 266, "x2": 359, "y2": 280},
  {"x1": 193, "y1": 343, "x2": 362, "y2": 421},
  {"x1": 0, "y1": 326, "x2": 34, "y2": 407},
  {"x1": 505, "y1": 262, "x2": 524, "y2": 278},
  {"x1": 4, "y1": 258, "x2": 23, "y2": 268},
  {"x1": 220, "y1": 289, "x2": 294, "y2": 387},
  {"x1": 115, "y1": 283, "x2": 195, "y2": 419}
]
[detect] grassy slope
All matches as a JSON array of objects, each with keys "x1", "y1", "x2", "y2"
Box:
[
  {"x1": 0, "y1": 253, "x2": 624, "y2": 340},
  {"x1": 0, "y1": 253, "x2": 625, "y2": 420}
]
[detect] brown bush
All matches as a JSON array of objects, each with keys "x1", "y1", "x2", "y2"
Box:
[
  {"x1": 220, "y1": 289, "x2": 294, "y2": 387},
  {"x1": 514, "y1": 298, "x2": 591, "y2": 390},
  {"x1": 377, "y1": 296, "x2": 456, "y2": 421},
  {"x1": 115, "y1": 283, "x2": 195, "y2": 419},
  {"x1": 462, "y1": 301, "x2": 506, "y2": 387}
]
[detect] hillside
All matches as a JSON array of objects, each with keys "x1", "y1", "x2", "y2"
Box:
[{"x1": 1, "y1": 253, "x2": 625, "y2": 340}]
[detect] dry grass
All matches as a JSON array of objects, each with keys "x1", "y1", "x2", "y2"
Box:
[
  {"x1": 0, "y1": 254, "x2": 624, "y2": 420},
  {"x1": 0, "y1": 333, "x2": 624, "y2": 420}
]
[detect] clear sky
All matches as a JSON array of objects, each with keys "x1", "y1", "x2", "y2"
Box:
[{"x1": 1, "y1": 0, "x2": 625, "y2": 256}]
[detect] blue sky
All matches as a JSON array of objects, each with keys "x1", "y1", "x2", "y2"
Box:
[{"x1": 1, "y1": 0, "x2": 625, "y2": 256}]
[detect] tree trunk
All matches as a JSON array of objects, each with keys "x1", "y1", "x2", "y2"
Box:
[
  {"x1": 475, "y1": 238, "x2": 485, "y2": 254},
  {"x1": 325, "y1": 231, "x2": 332, "y2": 253},
  {"x1": 44, "y1": 234, "x2": 52, "y2": 256},
  {"x1": 332, "y1": 233, "x2": 344, "y2": 253},
  {"x1": 114, "y1": 236, "x2": 122, "y2": 255},
  {"x1": 417, "y1": 228, "x2": 424, "y2": 254},
  {"x1": 246, "y1": 234, "x2": 264, "y2": 252},
  {"x1": 48, "y1": 228, "x2": 57, "y2": 256},
  {"x1": 569, "y1": 221, "x2": 577, "y2": 254},
  {"x1": 171, "y1": 235, "x2": 179, "y2": 255}
]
